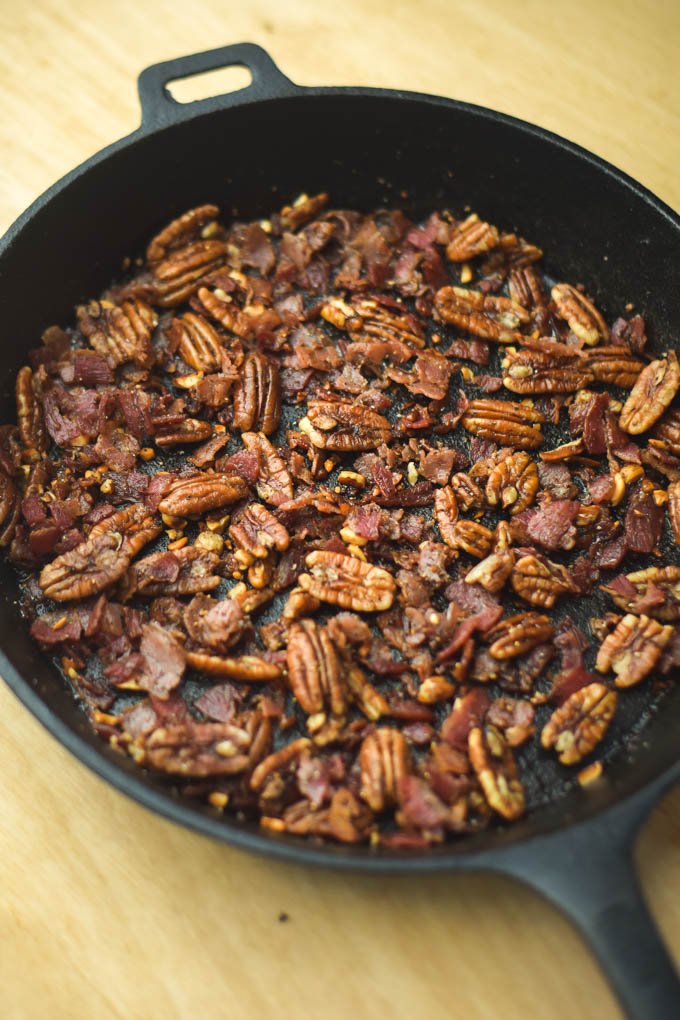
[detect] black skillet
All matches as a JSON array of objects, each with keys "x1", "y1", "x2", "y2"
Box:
[{"x1": 1, "y1": 44, "x2": 679, "y2": 1019}]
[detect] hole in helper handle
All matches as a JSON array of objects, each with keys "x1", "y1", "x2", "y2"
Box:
[
  {"x1": 137, "y1": 43, "x2": 298, "y2": 129},
  {"x1": 497, "y1": 782, "x2": 680, "y2": 1020}
]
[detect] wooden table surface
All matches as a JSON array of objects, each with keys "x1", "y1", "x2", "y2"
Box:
[{"x1": 1, "y1": 1, "x2": 679, "y2": 1017}]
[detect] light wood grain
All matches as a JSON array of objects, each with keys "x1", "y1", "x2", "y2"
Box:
[{"x1": 1, "y1": 2, "x2": 679, "y2": 1018}]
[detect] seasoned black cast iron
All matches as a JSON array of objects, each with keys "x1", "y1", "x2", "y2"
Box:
[{"x1": 1, "y1": 43, "x2": 678, "y2": 1020}]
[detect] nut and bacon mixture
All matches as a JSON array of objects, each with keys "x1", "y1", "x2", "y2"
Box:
[{"x1": 5, "y1": 193, "x2": 680, "y2": 848}]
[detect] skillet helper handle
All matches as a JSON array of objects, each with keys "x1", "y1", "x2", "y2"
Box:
[
  {"x1": 500, "y1": 794, "x2": 680, "y2": 1020},
  {"x1": 137, "y1": 43, "x2": 297, "y2": 129}
]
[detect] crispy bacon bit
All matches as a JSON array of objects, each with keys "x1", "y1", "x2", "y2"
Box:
[
  {"x1": 623, "y1": 486, "x2": 663, "y2": 554},
  {"x1": 123, "y1": 546, "x2": 221, "y2": 598},
  {"x1": 137, "y1": 622, "x2": 186, "y2": 699},
  {"x1": 184, "y1": 595, "x2": 245, "y2": 653},
  {"x1": 519, "y1": 500, "x2": 579, "y2": 552},
  {"x1": 194, "y1": 682, "x2": 241, "y2": 722},
  {"x1": 441, "y1": 688, "x2": 491, "y2": 749}
]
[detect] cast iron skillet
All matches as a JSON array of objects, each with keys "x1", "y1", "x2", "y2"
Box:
[{"x1": 1, "y1": 43, "x2": 679, "y2": 1019}]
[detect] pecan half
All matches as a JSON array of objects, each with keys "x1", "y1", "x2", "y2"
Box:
[
  {"x1": 280, "y1": 192, "x2": 328, "y2": 231},
  {"x1": 488, "y1": 612, "x2": 553, "y2": 659},
  {"x1": 359, "y1": 728, "x2": 411, "y2": 811},
  {"x1": 241, "y1": 431, "x2": 294, "y2": 506},
  {"x1": 229, "y1": 503, "x2": 290, "y2": 563},
  {"x1": 468, "y1": 725, "x2": 525, "y2": 821},
  {"x1": 0, "y1": 467, "x2": 18, "y2": 545},
  {"x1": 585, "y1": 346, "x2": 645, "y2": 388},
  {"x1": 595, "y1": 613, "x2": 673, "y2": 687},
  {"x1": 511, "y1": 553, "x2": 574, "y2": 608},
  {"x1": 142, "y1": 720, "x2": 254, "y2": 777},
  {"x1": 299, "y1": 401, "x2": 391, "y2": 452},
  {"x1": 39, "y1": 503, "x2": 161, "y2": 601},
  {"x1": 77, "y1": 298, "x2": 157, "y2": 368},
  {"x1": 442, "y1": 519, "x2": 494, "y2": 558},
  {"x1": 461, "y1": 399, "x2": 545, "y2": 450},
  {"x1": 154, "y1": 418, "x2": 214, "y2": 447},
  {"x1": 652, "y1": 409, "x2": 680, "y2": 454},
  {"x1": 347, "y1": 663, "x2": 390, "y2": 721},
  {"x1": 486, "y1": 451, "x2": 538, "y2": 514},
  {"x1": 644, "y1": 412, "x2": 680, "y2": 479},
  {"x1": 539, "y1": 438, "x2": 585, "y2": 462},
  {"x1": 501, "y1": 342, "x2": 593, "y2": 394},
  {"x1": 668, "y1": 481, "x2": 680, "y2": 544},
  {"x1": 193, "y1": 284, "x2": 254, "y2": 339},
  {"x1": 158, "y1": 472, "x2": 249, "y2": 517},
  {"x1": 551, "y1": 283, "x2": 607, "y2": 345},
  {"x1": 322, "y1": 295, "x2": 425, "y2": 349},
  {"x1": 167, "y1": 312, "x2": 224, "y2": 373},
  {"x1": 250, "y1": 737, "x2": 312, "y2": 791},
  {"x1": 602, "y1": 565, "x2": 680, "y2": 621},
  {"x1": 434, "y1": 287, "x2": 530, "y2": 342},
  {"x1": 147, "y1": 205, "x2": 220, "y2": 265},
  {"x1": 446, "y1": 214, "x2": 499, "y2": 262},
  {"x1": 541, "y1": 682, "x2": 617, "y2": 765},
  {"x1": 619, "y1": 352, "x2": 680, "y2": 435},
  {"x1": 488, "y1": 232, "x2": 543, "y2": 272},
  {"x1": 16, "y1": 366, "x2": 46, "y2": 456},
  {"x1": 417, "y1": 675, "x2": 456, "y2": 704},
  {"x1": 287, "y1": 619, "x2": 347, "y2": 718},
  {"x1": 508, "y1": 266, "x2": 545, "y2": 310},
  {"x1": 450, "y1": 472, "x2": 485, "y2": 512},
  {"x1": 233, "y1": 352, "x2": 281, "y2": 435},
  {"x1": 299, "y1": 550, "x2": 396, "y2": 612},
  {"x1": 152, "y1": 241, "x2": 226, "y2": 308},
  {"x1": 464, "y1": 549, "x2": 515, "y2": 593},
  {"x1": 185, "y1": 651, "x2": 281, "y2": 681},
  {"x1": 433, "y1": 485, "x2": 459, "y2": 545}
]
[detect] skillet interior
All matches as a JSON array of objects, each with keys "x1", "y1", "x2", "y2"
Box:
[{"x1": 1, "y1": 90, "x2": 679, "y2": 866}]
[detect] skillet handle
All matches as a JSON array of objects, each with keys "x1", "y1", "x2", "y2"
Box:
[
  {"x1": 137, "y1": 43, "x2": 298, "y2": 129},
  {"x1": 498, "y1": 782, "x2": 680, "y2": 1020}
]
